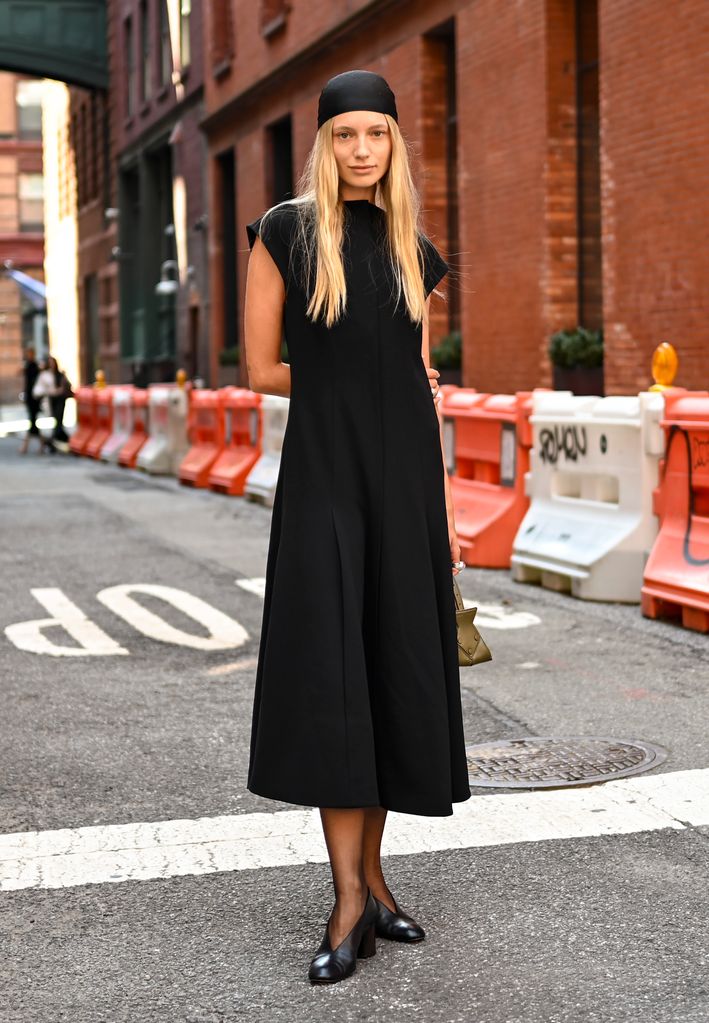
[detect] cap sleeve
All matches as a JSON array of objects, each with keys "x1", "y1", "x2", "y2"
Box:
[
  {"x1": 246, "y1": 205, "x2": 294, "y2": 287},
  {"x1": 419, "y1": 233, "x2": 450, "y2": 298}
]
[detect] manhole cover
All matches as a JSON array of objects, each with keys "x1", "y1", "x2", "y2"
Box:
[{"x1": 466, "y1": 736, "x2": 668, "y2": 789}]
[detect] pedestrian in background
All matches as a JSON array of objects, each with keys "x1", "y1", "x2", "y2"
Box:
[
  {"x1": 47, "y1": 355, "x2": 72, "y2": 444},
  {"x1": 18, "y1": 345, "x2": 44, "y2": 454},
  {"x1": 31, "y1": 358, "x2": 59, "y2": 454},
  {"x1": 244, "y1": 70, "x2": 468, "y2": 985}
]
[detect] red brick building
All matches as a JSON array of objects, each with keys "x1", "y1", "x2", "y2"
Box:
[
  {"x1": 0, "y1": 73, "x2": 46, "y2": 407},
  {"x1": 201, "y1": 0, "x2": 709, "y2": 395},
  {"x1": 73, "y1": 0, "x2": 208, "y2": 387}
]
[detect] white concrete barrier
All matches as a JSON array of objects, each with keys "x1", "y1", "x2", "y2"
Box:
[
  {"x1": 511, "y1": 390, "x2": 664, "y2": 602},
  {"x1": 137, "y1": 385, "x2": 189, "y2": 476},
  {"x1": 243, "y1": 395, "x2": 290, "y2": 506},
  {"x1": 100, "y1": 386, "x2": 133, "y2": 463}
]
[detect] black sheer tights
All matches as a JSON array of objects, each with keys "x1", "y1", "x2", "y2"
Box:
[{"x1": 319, "y1": 806, "x2": 397, "y2": 947}]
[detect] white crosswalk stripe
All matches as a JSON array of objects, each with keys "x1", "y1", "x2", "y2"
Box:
[{"x1": 2, "y1": 768, "x2": 707, "y2": 893}]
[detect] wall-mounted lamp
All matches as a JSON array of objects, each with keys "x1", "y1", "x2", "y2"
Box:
[{"x1": 155, "y1": 259, "x2": 179, "y2": 296}]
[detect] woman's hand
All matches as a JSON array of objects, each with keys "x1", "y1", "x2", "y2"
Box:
[
  {"x1": 426, "y1": 365, "x2": 442, "y2": 407},
  {"x1": 449, "y1": 522, "x2": 463, "y2": 575}
]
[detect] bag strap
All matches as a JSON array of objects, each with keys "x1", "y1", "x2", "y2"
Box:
[{"x1": 452, "y1": 575, "x2": 465, "y2": 612}]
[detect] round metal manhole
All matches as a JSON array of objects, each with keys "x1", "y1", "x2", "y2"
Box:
[{"x1": 465, "y1": 736, "x2": 668, "y2": 789}]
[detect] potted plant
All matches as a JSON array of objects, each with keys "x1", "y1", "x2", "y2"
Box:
[
  {"x1": 430, "y1": 329, "x2": 462, "y2": 386},
  {"x1": 218, "y1": 345, "x2": 240, "y2": 388},
  {"x1": 549, "y1": 326, "x2": 604, "y2": 395}
]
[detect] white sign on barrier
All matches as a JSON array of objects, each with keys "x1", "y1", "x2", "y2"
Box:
[{"x1": 511, "y1": 390, "x2": 664, "y2": 602}]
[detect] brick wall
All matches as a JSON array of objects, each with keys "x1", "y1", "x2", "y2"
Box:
[
  {"x1": 600, "y1": 0, "x2": 709, "y2": 394},
  {"x1": 202, "y1": 0, "x2": 709, "y2": 394},
  {"x1": 0, "y1": 71, "x2": 44, "y2": 406}
]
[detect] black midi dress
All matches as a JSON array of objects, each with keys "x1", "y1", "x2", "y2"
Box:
[{"x1": 245, "y1": 198, "x2": 471, "y2": 817}]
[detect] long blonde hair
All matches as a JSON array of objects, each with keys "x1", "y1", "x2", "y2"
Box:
[{"x1": 257, "y1": 114, "x2": 441, "y2": 328}]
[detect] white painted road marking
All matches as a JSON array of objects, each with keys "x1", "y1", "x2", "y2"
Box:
[
  {"x1": 2, "y1": 768, "x2": 707, "y2": 893},
  {"x1": 4, "y1": 589, "x2": 129, "y2": 657},
  {"x1": 5, "y1": 585, "x2": 249, "y2": 655},
  {"x1": 235, "y1": 577, "x2": 267, "y2": 598},
  {"x1": 235, "y1": 578, "x2": 541, "y2": 630},
  {"x1": 96, "y1": 584, "x2": 249, "y2": 651}
]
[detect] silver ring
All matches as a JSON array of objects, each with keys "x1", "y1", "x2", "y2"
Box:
[{"x1": 452, "y1": 560, "x2": 465, "y2": 570}]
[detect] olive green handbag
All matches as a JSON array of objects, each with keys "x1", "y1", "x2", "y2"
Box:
[{"x1": 453, "y1": 575, "x2": 492, "y2": 667}]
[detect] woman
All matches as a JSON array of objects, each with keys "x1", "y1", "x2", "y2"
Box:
[
  {"x1": 244, "y1": 70, "x2": 470, "y2": 985},
  {"x1": 31, "y1": 357, "x2": 58, "y2": 454}
]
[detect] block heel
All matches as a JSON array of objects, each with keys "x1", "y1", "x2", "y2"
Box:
[{"x1": 357, "y1": 923, "x2": 376, "y2": 959}]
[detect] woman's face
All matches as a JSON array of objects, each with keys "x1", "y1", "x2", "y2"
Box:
[{"x1": 331, "y1": 110, "x2": 392, "y2": 196}]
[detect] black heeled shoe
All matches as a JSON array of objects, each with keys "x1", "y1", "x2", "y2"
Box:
[
  {"x1": 374, "y1": 895, "x2": 426, "y2": 942},
  {"x1": 308, "y1": 891, "x2": 378, "y2": 984}
]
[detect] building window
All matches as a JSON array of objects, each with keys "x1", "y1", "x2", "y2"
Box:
[
  {"x1": 19, "y1": 173, "x2": 44, "y2": 232},
  {"x1": 266, "y1": 115, "x2": 293, "y2": 205},
  {"x1": 140, "y1": 0, "x2": 152, "y2": 102},
  {"x1": 159, "y1": 0, "x2": 171, "y2": 87},
  {"x1": 210, "y1": 0, "x2": 234, "y2": 72},
  {"x1": 16, "y1": 80, "x2": 44, "y2": 140},
  {"x1": 125, "y1": 16, "x2": 136, "y2": 117},
  {"x1": 260, "y1": 0, "x2": 290, "y2": 37},
  {"x1": 217, "y1": 149, "x2": 237, "y2": 351},
  {"x1": 180, "y1": 0, "x2": 191, "y2": 69}
]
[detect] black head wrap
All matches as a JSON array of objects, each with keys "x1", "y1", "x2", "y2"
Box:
[{"x1": 317, "y1": 70, "x2": 398, "y2": 129}]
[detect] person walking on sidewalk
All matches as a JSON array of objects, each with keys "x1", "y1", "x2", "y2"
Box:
[
  {"x1": 19, "y1": 346, "x2": 43, "y2": 454},
  {"x1": 47, "y1": 355, "x2": 72, "y2": 444},
  {"x1": 244, "y1": 70, "x2": 469, "y2": 985},
  {"x1": 30, "y1": 360, "x2": 58, "y2": 456}
]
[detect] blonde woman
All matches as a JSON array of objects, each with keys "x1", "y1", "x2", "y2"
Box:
[{"x1": 244, "y1": 70, "x2": 470, "y2": 985}]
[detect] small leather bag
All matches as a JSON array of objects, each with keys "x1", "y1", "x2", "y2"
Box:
[{"x1": 453, "y1": 575, "x2": 492, "y2": 668}]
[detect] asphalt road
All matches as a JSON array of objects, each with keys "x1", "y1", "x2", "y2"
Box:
[{"x1": 1, "y1": 437, "x2": 708, "y2": 1023}]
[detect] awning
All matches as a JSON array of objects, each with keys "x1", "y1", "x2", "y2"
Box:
[{"x1": 2, "y1": 268, "x2": 47, "y2": 310}]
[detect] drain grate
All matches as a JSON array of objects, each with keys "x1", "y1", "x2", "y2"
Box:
[{"x1": 465, "y1": 736, "x2": 668, "y2": 789}]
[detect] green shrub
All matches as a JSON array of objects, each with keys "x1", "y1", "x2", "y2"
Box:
[
  {"x1": 219, "y1": 346, "x2": 240, "y2": 367},
  {"x1": 549, "y1": 327, "x2": 603, "y2": 369},
  {"x1": 431, "y1": 330, "x2": 462, "y2": 370}
]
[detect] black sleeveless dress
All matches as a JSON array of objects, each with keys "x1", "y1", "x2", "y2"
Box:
[{"x1": 245, "y1": 199, "x2": 471, "y2": 816}]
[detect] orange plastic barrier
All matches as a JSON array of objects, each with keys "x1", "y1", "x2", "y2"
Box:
[
  {"x1": 69, "y1": 386, "x2": 97, "y2": 456},
  {"x1": 178, "y1": 389, "x2": 225, "y2": 488},
  {"x1": 441, "y1": 387, "x2": 537, "y2": 568},
  {"x1": 642, "y1": 390, "x2": 709, "y2": 632},
  {"x1": 84, "y1": 386, "x2": 114, "y2": 459},
  {"x1": 208, "y1": 388, "x2": 262, "y2": 495},
  {"x1": 118, "y1": 388, "x2": 150, "y2": 468}
]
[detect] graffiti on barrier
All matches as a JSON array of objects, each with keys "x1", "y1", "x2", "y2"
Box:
[
  {"x1": 538, "y1": 425, "x2": 588, "y2": 465},
  {"x1": 692, "y1": 435, "x2": 709, "y2": 470}
]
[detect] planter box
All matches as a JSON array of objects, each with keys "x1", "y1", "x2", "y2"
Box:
[
  {"x1": 437, "y1": 367, "x2": 462, "y2": 386},
  {"x1": 217, "y1": 364, "x2": 239, "y2": 389},
  {"x1": 552, "y1": 364, "x2": 604, "y2": 396}
]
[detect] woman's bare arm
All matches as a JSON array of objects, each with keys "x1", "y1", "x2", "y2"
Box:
[{"x1": 244, "y1": 236, "x2": 291, "y2": 397}]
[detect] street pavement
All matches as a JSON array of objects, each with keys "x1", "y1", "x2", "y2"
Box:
[{"x1": 1, "y1": 437, "x2": 708, "y2": 1023}]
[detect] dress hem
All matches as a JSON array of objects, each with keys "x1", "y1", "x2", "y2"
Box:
[{"x1": 246, "y1": 782, "x2": 472, "y2": 819}]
